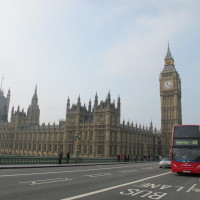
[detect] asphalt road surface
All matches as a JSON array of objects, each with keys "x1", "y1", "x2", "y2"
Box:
[{"x1": 0, "y1": 162, "x2": 200, "y2": 200}]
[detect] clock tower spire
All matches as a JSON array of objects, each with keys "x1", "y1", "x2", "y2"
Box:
[{"x1": 160, "y1": 45, "x2": 182, "y2": 155}]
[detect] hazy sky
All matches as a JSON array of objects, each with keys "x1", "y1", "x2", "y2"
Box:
[{"x1": 0, "y1": 0, "x2": 200, "y2": 129}]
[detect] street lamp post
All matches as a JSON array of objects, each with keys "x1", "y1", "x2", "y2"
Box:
[
  {"x1": 74, "y1": 132, "x2": 81, "y2": 158},
  {"x1": 144, "y1": 144, "x2": 147, "y2": 155}
]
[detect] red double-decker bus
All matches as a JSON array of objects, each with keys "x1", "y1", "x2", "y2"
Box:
[{"x1": 171, "y1": 125, "x2": 200, "y2": 174}]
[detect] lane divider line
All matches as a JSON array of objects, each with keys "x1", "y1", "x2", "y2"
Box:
[
  {"x1": 0, "y1": 163, "x2": 158, "y2": 178},
  {"x1": 61, "y1": 171, "x2": 172, "y2": 200}
]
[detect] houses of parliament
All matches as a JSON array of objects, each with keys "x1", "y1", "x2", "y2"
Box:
[{"x1": 0, "y1": 46, "x2": 182, "y2": 157}]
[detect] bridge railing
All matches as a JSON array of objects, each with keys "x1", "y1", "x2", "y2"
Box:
[{"x1": 0, "y1": 155, "x2": 118, "y2": 165}]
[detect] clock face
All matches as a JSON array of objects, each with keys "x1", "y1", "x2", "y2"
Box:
[{"x1": 164, "y1": 80, "x2": 173, "y2": 89}]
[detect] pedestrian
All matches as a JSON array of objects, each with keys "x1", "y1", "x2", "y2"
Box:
[
  {"x1": 124, "y1": 154, "x2": 126, "y2": 162},
  {"x1": 58, "y1": 152, "x2": 62, "y2": 164},
  {"x1": 134, "y1": 155, "x2": 137, "y2": 162},
  {"x1": 67, "y1": 152, "x2": 70, "y2": 163},
  {"x1": 156, "y1": 155, "x2": 159, "y2": 161},
  {"x1": 120, "y1": 154, "x2": 123, "y2": 162},
  {"x1": 60, "y1": 150, "x2": 63, "y2": 159},
  {"x1": 117, "y1": 155, "x2": 120, "y2": 161}
]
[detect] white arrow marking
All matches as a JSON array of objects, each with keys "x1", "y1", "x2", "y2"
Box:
[
  {"x1": 20, "y1": 177, "x2": 72, "y2": 185},
  {"x1": 118, "y1": 170, "x2": 138, "y2": 173},
  {"x1": 84, "y1": 173, "x2": 112, "y2": 177}
]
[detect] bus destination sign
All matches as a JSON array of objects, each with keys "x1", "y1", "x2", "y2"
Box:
[{"x1": 174, "y1": 139, "x2": 198, "y2": 146}]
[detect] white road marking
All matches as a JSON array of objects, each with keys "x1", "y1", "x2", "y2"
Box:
[
  {"x1": 0, "y1": 163, "x2": 156, "y2": 178},
  {"x1": 118, "y1": 170, "x2": 138, "y2": 173},
  {"x1": 142, "y1": 166, "x2": 158, "y2": 169},
  {"x1": 61, "y1": 171, "x2": 172, "y2": 200},
  {"x1": 174, "y1": 186, "x2": 184, "y2": 191},
  {"x1": 186, "y1": 184, "x2": 197, "y2": 193},
  {"x1": 83, "y1": 173, "x2": 112, "y2": 178},
  {"x1": 20, "y1": 178, "x2": 72, "y2": 185}
]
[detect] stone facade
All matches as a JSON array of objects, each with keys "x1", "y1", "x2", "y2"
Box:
[
  {"x1": 64, "y1": 93, "x2": 161, "y2": 157},
  {"x1": 160, "y1": 45, "x2": 182, "y2": 155},
  {"x1": 0, "y1": 88, "x2": 161, "y2": 157},
  {"x1": 0, "y1": 87, "x2": 10, "y2": 123},
  {"x1": 0, "y1": 86, "x2": 65, "y2": 156}
]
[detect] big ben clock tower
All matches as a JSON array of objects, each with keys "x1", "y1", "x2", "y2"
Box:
[{"x1": 160, "y1": 45, "x2": 182, "y2": 155}]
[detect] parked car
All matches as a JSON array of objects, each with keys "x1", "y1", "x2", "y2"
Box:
[{"x1": 159, "y1": 157, "x2": 171, "y2": 168}]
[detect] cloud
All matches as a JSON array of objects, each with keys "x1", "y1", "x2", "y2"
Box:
[{"x1": 95, "y1": 1, "x2": 197, "y2": 81}]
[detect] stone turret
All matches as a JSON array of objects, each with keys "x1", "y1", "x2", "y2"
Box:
[
  {"x1": 88, "y1": 99, "x2": 91, "y2": 112},
  {"x1": 27, "y1": 85, "x2": 40, "y2": 126},
  {"x1": 67, "y1": 97, "x2": 70, "y2": 112},
  {"x1": 107, "y1": 91, "x2": 111, "y2": 110},
  {"x1": 0, "y1": 87, "x2": 11, "y2": 123},
  {"x1": 10, "y1": 106, "x2": 27, "y2": 127},
  {"x1": 94, "y1": 92, "x2": 98, "y2": 111}
]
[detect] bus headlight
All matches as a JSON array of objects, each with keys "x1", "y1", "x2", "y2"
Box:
[{"x1": 173, "y1": 163, "x2": 178, "y2": 168}]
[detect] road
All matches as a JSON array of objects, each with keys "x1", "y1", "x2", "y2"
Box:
[{"x1": 0, "y1": 162, "x2": 200, "y2": 200}]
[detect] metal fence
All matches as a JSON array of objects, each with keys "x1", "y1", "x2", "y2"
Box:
[{"x1": 0, "y1": 155, "x2": 118, "y2": 165}]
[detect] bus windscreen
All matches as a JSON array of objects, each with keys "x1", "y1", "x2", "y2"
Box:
[{"x1": 172, "y1": 148, "x2": 200, "y2": 163}]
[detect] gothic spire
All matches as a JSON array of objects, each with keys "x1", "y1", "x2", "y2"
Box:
[
  {"x1": 34, "y1": 84, "x2": 37, "y2": 95},
  {"x1": 7, "y1": 88, "x2": 11, "y2": 98},
  {"x1": 88, "y1": 98, "x2": 91, "y2": 112},
  {"x1": 94, "y1": 92, "x2": 98, "y2": 106},
  {"x1": 0, "y1": 75, "x2": 4, "y2": 94},
  {"x1": 77, "y1": 95, "x2": 81, "y2": 109},
  {"x1": 116, "y1": 95, "x2": 120, "y2": 112},
  {"x1": 165, "y1": 43, "x2": 173, "y2": 60},
  {"x1": 149, "y1": 120, "x2": 153, "y2": 131},
  {"x1": 67, "y1": 96, "x2": 70, "y2": 111},
  {"x1": 27, "y1": 85, "x2": 40, "y2": 126},
  {"x1": 77, "y1": 95, "x2": 81, "y2": 104},
  {"x1": 164, "y1": 43, "x2": 174, "y2": 66},
  {"x1": 32, "y1": 85, "x2": 38, "y2": 105},
  {"x1": 107, "y1": 90, "x2": 111, "y2": 105}
]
